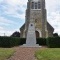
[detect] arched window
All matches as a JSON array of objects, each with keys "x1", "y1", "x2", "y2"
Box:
[
  {"x1": 38, "y1": 2, "x2": 41, "y2": 9},
  {"x1": 31, "y1": 2, "x2": 34, "y2": 9}
]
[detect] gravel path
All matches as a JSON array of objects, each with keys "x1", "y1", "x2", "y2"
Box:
[{"x1": 8, "y1": 46, "x2": 47, "y2": 60}]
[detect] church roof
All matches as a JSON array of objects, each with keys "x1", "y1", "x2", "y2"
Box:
[
  {"x1": 20, "y1": 23, "x2": 25, "y2": 30},
  {"x1": 47, "y1": 22, "x2": 54, "y2": 32}
]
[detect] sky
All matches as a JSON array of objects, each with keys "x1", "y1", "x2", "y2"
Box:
[{"x1": 0, "y1": 0, "x2": 60, "y2": 36}]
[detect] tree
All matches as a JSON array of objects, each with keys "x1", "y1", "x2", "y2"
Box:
[
  {"x1": 53, "y1": 33, "x2": 59, "y2": 37},
  {"x1": 11, "y1": 31, "x2": 20, "y2": 37}
]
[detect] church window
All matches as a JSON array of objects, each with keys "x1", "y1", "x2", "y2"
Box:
[
  {"x1": 35, "y1": 3, "x2": 37, "y2": 9},
  {"x1": 31, "y1": 2, "x2": 34, "y2": 9},
  {"x1": 38, "y1": 2, "x2": 41, "y2": 9}
]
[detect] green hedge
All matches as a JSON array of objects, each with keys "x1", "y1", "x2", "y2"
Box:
[
  {"x1": 47, "y1": 37, "x2": 60, "y2": 48},
  {"x1": 0, "y1": 37, "x2": 47, "y2": 47},
  {"x1": 1, "y1": 36, "x2": 60, "y2": 48},
  {"x1": 0, "y1": 37, "x2": 26, "y2": 48},
  {"x1": 36, "y1": 38, "x2": 46, "y2": 45}
]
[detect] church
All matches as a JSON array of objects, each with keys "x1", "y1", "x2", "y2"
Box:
[{"x1": 20, "y1": 0, "x2": 54, "y2": 38}]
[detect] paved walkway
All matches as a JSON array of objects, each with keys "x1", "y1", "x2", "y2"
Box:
[{"x1": 8, "y1": 46, "x2": 47, "y2": 60}]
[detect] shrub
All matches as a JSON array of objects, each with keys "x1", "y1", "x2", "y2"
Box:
[
  {"x1": 0, "y1": 37, "x2": 47, "y2": 47},
  {"x1": 20, "y1": 38, "x2": 26, "y2": 45},
  {"x1": 47, "y1": 37, "x2": 60, "y2": 48},
  {"x1": 36, "y1": 38, "x2": 46, "y2": 45},
  {"x1": 0, "y1": 37, "x2": 26, "y2": 48}
]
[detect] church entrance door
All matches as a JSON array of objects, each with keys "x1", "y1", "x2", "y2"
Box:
[{"x1": 35, "y1": 31, "x2": 39, "y2": 38}]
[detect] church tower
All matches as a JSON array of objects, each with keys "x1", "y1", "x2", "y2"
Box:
[
  {"x1": 20, "y1": 0, "x2": 54, "y2": 38},
  {"x1": 25, "y1": 0, "x2": 48, "y2": 38}
]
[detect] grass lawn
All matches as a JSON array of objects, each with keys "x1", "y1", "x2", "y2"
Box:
[
  {"x1": 35, "y1": 48, "x2": 60, "y2": 60},
  {"x1": 0, "y1": 48, "x2": 15, "y2": 60}
]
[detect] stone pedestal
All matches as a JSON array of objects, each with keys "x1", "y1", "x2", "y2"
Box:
[{"x1": 23, "y1": 22, "x2": 39, "y2": 47}]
